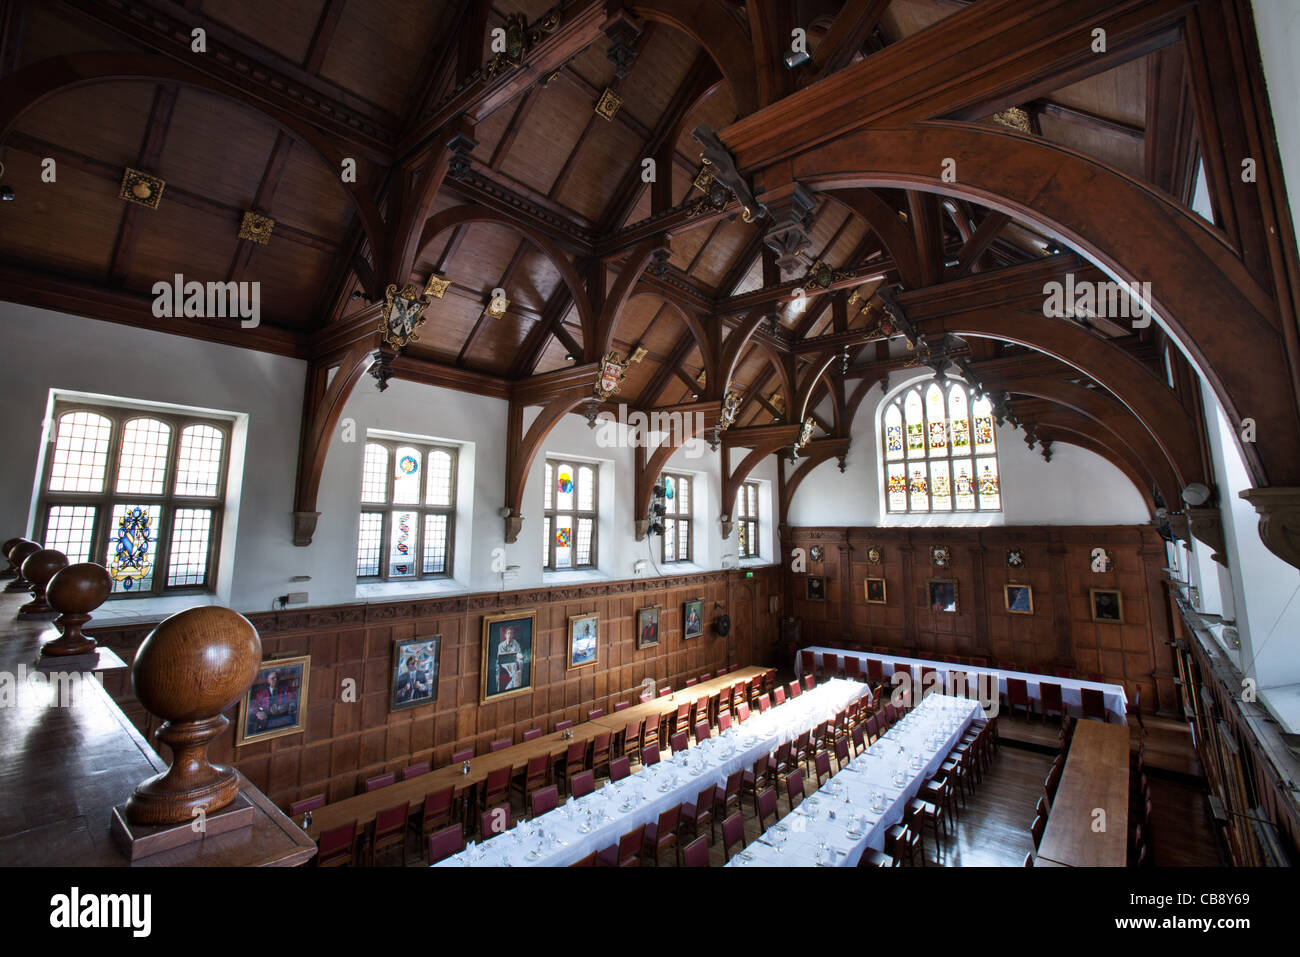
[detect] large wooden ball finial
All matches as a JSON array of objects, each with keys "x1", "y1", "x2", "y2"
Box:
[
  {"x1": 126, "y1": 606, "x2": 262, "y2": 826},
  {"x1": 2, "y1": 537, "x2": 25, "y2": 578},
  {"x1": 44, "y1": 562, "x2": 112, "y2": 657},
  {"x1": 5, "y1": 539, "x2": 39, "y2": 593},
  {"x1": 19, "y1": 548, "x2": 68, "y2": 618}
]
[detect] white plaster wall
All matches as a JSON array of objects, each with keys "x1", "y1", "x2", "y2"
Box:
[
  {"x1": 788, "y1": 373, "x2": 1150, "y2": 527},
  {"x1": 1253, "y1": 1, "x2": 1300, "y2": 246}
]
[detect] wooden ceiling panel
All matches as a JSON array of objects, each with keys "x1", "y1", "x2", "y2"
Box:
[
  {"x1": 406, "y1": 296, "x2": 482, "y2": 362},
  {"x1": 614, "y1": 26, "x2": 700, "y2": 132},
  {"x1": 510, "y1": 246, "x2": 563, "y2": 314},
  {"x1": 441, "y1": 223, "x2": 526, "y2": 295},
  {"x1": 12, "y1": 84, "x2": 157, "y2": 171},
  {"x1": 127, "y1": 202, "x2": 241, "y2": 292},
  {"x1": 673, "y1": 82, "x2": 738, "y2": 159},
  {"x1": 730, "y1": 258, "x2": 764, "y2": 296},
  {"x1": 623, "y1": 183, "x2": 652, "y2": 228},
  {"x1": 666, "y1": 226, "x2": 708, "y2": 272},
  {"x1": 823, "y1": 218, "x2": 870, "y2": 266},
  {"x1": 239, "y1": 235, "x2": 336, "y2": 328},
  {"x1": 159, "y1": 89, "x2": 281, "y2": 210},
  {"x1": 267, "y1": 144, "x2": 354, "y2": 241},
  {"x1": 880, "y1": 0, "x2": 960, "y2": 42},
  {"x1": 688, "y1": 216, "x2": 752, "y2": 286},
  {"x1": 609, "y1": 294, "x2": 666, "y2": 352},
  {"x1": 198, "y1": 0, "x2": 326, "y2": 66},
  {"x1": 1037, "y1": 113, "x2": 1145, "y2": 178},
  {"x1": 469, "y1": 97, "x2": 514, "y2": 165},
  {"x1": 496, "y1": 82, "x2": 594, "y2": 195},
  {"x1": 16, "y1": 2, "x2": 141, "y2": 65},
  {"x1": 565, "y1": 39, "x2": 618, "y2": 104},
  {"x1": 0, "y1": 150, "x2": 123, "y2": 280},
  {"x1": 534, "y1": 338, "x2": 573, "y2": 375},
  {"x1": 464, "y1": 312, "x2": 536, "y2": 372},
  {"x1": 1049, "y1": 58, "x2": 1148, "y2": 129},
  {"x1": 317, "y1": 0, "x2": 446, "y2": 117},
  {"x1": 552, "y1": 116, "x2": 644, "y2": 220}
]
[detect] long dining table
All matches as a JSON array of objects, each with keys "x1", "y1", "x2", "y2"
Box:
[
  {"x1": 436, "y1": 678, "x2": 872, "y2": 867},
  {"x1": 1035, "y1": 720, "x2": 1130, "y2": 866},
  {"x1": 302, "y1": 666, "x2": 768, "y2": 843},
  {"x1": 728, "y1": 693, "x2": 982, "y2": 867},
  {"x1": 798, "y1": 646, "x2": 1128, "y2": 724}
]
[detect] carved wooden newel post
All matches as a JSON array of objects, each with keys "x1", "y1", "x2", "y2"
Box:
[
  {"x1": 42, "y1": 562, "x2": 111, "y2": 658},
  {"x1": 5, "y1": 539, "x2": 39, "y2": 594},
  {"x1": 113, "y1": 606, "x2": 261, "y2": 858},
  {"x1": 19, "y1": 548, "x2": 67, "y2": 618},
  {"x1": 1, "y1": 537, "x2": 24, "y2": 579}
]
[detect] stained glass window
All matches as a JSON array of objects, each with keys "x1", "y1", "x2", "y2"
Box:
[
  {"x1": 882, "y1": 381, "x2": 1001, "y2": 514},
  {"x1": 544, "y1": 458, "x2": 597, "y2": 570},
  {"x1": 661, "y1": 472, "x2": 693, "y2": 563},
  {"x1": 736, "y1": 481, "x2": 760, "y2": 558},
  {"x1": 37, "y1": 403, "x2": 230, "y2": 597},
  {"x1": 357, "y1": 438, "x2": 457, "y2": 581}
]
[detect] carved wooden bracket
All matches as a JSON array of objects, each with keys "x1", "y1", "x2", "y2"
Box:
[
  {"x1": 292, "y1": 512, "x2": 320, "y2": 548},
  {"x1": 1185, "y1": 507, "x2": 1228, "y2": 567},
  {"x1": 1238, "y1": 488, "x2": 1300, "y2": 571},
  {"x1": 504, "y1": 515, "x2": 524, "y2": 544}
]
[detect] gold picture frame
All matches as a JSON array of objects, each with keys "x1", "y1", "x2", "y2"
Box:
[
  {"x1": 236, "y1": 654, "x2": 310, "y2": 746},
  {"x1": 864, "y1": 578, "x2": 887, "y2": 604},
  {"x1": 481, "y1": 610, "x2": 537, "y2": 703},
  {"x1": 567, "y1": 613, "x2": 599, "y2": 670},
  {"x1": 1004, "y1": 583, "x2": 1034, "y2": 615},
  {"x1": 927, "y1": 578, "x2": 958, "y2": 614},
  {"x1": 1089, "y1": 588, "x2": 1124, "y2": 624}
]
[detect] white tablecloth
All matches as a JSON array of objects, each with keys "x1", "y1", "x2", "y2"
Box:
[
  {"x1": 728, "y1": 695, "x2": 981, "y2": 867},
  {"x1": 436, "y1": 678, "x2": 871, "y2": 867},
  {"x1": 798, "y1": 647, "x2": 1127, "y2": 723}
]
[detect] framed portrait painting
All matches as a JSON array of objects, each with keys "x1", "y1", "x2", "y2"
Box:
[
  {"x1": 806, "y1": 575, "x2": 826, "y2": 602},
  {"x1": 683, "y1": 599, "x2": 704, "y2": 640},
  {"x1": 481, "y1": 611, "x2": 536, "y2": 703},
  {"x1": 636, "y1": 606, "x2": 660, "y2": 649},
  {"x1": 1004, "y1": 583, "x2": 1034, "y2": 615},
  {"x1": 1090, "y1": 588, "x2": 1124, "y2": 623},
  {"x1": 236, "y1": 655, "x2": 310, "y2": 746},
  {"x1": 391, "y1": 636, "x2": 440, "y2": 711},
  {"x1": 864, "y1": 578, "x2": 887, "y2": 604},
  {"x1": 927, "y1": 578, "x2": 958, "y2": 614},
  {"x1": 568, "y1": 613, "x2": 599, "y2": 670}
]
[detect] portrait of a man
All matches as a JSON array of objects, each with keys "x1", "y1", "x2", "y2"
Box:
[
  {"x1": 391, "y1": 636, "x2": 440, "y2": 711},
  {"x1": 236, "y1": 655, "x2": 309, "y2": 745},
  {"x1": 481, "y1": 612, "x2": 536, "y2": 702}
]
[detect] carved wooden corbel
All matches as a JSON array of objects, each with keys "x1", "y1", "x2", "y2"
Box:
[
  {"x1": 1185, "y1": 507, "x2": 1228, "y2": 566},
  {"x1": 1238, "y1": 488, "x2": 1300, "y2": 572}
]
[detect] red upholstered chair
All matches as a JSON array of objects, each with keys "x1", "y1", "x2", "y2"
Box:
[
  {"x1": 756, "y1": 787, "x2": 778, "y2": 830},
  {"x1": 569, "y1": 769, "x2": 596, "y2": 800},
  {"x1": 316, "y1": 820, "x2": 357, "y2": 867},
  {"x1": 773, "y1": 686, "x2": 786, "y2": 706},
  {"x1": 681, "y1": 784, "x2": 716, "y2": 844},
  {"x1": 834, "y1": 736, "x2": 852, "y2": 773},
  {"x1": 451, "y1": 747, "x2": 474, "y2": 764},
  {"x1": 851, "y1": 723, "x2": 866, "y2": 755},
  {"x1": 814, "y1": 750, "x2": 833, "y2": 787},
  {"x1": 858, "y1": 847, "x2": 898, "y2": 867},
  {"x1": 758, "y1": 693, "x2": 771, "y2": 713},
  {"x1": 522, "y1": 728, "x2": 543, "y2": 742},
  {"x1": 570, "y1": 851, "x2": 597, "y2": 867},
  {"x1": 671, "y1": 730, "x2": 690, "y2": 754},
  {"x1": 558, "y1": 741, "x2": 586, "y2": 794},
  {"x1": 700, "y1": 672, "x2": 712, "y2": 681},
  {"x1": 685, "y1": 677, "x2": 698, "y2": 687},
  {"x1": 290, "y1": 794, "x2": 325, "y2": 817},
  {"x1": 402, "y1": 762, "x2": 430, "y2": 781},
  {"x1": 1030, "y1": 813, "x2": 1046, "y2": 850},
  {"x1": 1040, "y1": 682, "x2": 1065, "y2": 722},
  {"x1": 641, "y1": 804, "x2": 681, "y2": 865},
  {"x1": 695, "y1": 720, "x2": 711, "y2": 743},
  {"x1": 364, "y1": 772, "x2": 395, "y2": 792},
  {"x1": 742, "y1": 754, "x2": 771, "y2": 809},
  {"x1": 514, "y1": 753, "x2": 550, "y2": 804},
  {"x1": 489, "y1": 738, "x2": 511, "y2": 753},
  {"x1": 1005, "y1": 677, "x2": 1033, "y2": 720},
  {"x1": 597, "y1": 824, "x2": 646, "y2": 867},
  {"x1": 482, "y1": 765, "x2": 513, "y2": 812},
  {"x1": 803, "y1": 673, "x2": 815, "y2": 692},
  {"x1": 1081, "y1": 687, "x2": 1108, "y2": 722},
  {"x1": 793, "y1": 730, "x2": 813, "y2": 775},
  {"x1": 588, "y1": 708, "x2": 605, "y2": 720},
  {"x1": 614, "y1": 700, "x2": 630, "y2": 712},
  {"x1": 480, "y1": 805, "x2": 513, "y2": 840},
  {"x1": 718, "y1": 712, "x2": 733, "y2": 732},
  {"x1": 426, "y1": 823, "x2": 465, "y2": 864},
  {"x1": 589, "y1": 731, "x2": 612, "y2": 778},
  {"x1": 789, "y1": 680, "x2": 802, "y2": 699},
  {"x1": 529, "y1": 784, "x2": 559, "y2": 818},
  {"x1": 370, "y1": 801, "x2": 410, "y2": 866},
  {"x1": 674, "y1": 702, "x2": 691, "y2": 736},
  {"x1": 622, "y1": 719, "x2": 644, "y2": 762},
  {"x1": 715, "y1": 769, "x2": 743, "y2": 820},
  {"x1": 416, "y1": 786, "x2": 456, "y2": 853},
  {"x1": 681, "y1": 835, "x2": 709, "y2": 867},
  {"x1": 641, "y1": 745, "x2": 661, "y2": 767},
  {"x1": 845, "y1": 657, "x2": 862, "y2": 682},
  {"x1": 657, "y1": 687, "x2": 673, "y2": 698},
  {"x1": 609, "y1": 755, "x2": 631, "y2": 782},
  {"x1": 867, "y1": 657, "x2": 884, "y2": 683},
  {"x1": 785, "y1": 768, "x2": 805, "y2": 813},
  {"x1": 555, "y1": 719, "x2": 575, "y2": 732},
  {"x1": 722, "y1": 812, "x2": 746, "y2": 861},
  {"x1": 801, "y1": 649, "x2": 817, "y2": 679}
]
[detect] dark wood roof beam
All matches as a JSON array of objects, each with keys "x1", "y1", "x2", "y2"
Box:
[
  {"x1": 108, "y1": 82, "x2": 178, "y2": 285},
  {"x1": 810, "y1": 0, "x2": 891, "y2": 79}
]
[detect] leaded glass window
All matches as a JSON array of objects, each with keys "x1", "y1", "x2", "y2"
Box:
[
  {"x1": 882, "y1": 381, "x2": 1001, "y2": 514},
  {"x1": 736, "y1": 481, "x2": 759, "y2": 558},
  {"x1": 660, "y1": 473, "x2": 692, "y2": 563},
  {"x1": 357, "y1": 438, "x2": 458, "y2": 581},
  {"x1": 36, "y1": 403, "x2": 231, "y2": 596},
  {"x1": 544, "y1": 460, "x2": 597, "y2": 570}
]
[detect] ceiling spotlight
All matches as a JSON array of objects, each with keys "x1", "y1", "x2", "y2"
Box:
[
  {"x1": 943, "y1": 257, "x2": 960, "y2": 268},
  {"x1": 564, "y1": 353, "x2": 574, "y2": 361},
  {"x1": 1181, "y1": 483, "x2": 1212, "y2": 506},
  {"x1": 0, "y1": 186, "x2": 13, "y2": 201},
  {"x1": 784, "y1": 50, "x2": 810, "y2": 68},
  {"x1": 349, "y1": 290, "x2": 362, "y2": 301}
]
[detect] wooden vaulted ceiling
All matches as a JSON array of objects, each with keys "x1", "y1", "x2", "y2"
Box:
[{"x1": 0, "y1": 0, "x2": 1233, "y2": 512}]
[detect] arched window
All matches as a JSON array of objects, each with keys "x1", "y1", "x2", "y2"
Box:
[{"x1": 883, "y1": 380, "x2": 1001, "y2": 514}]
